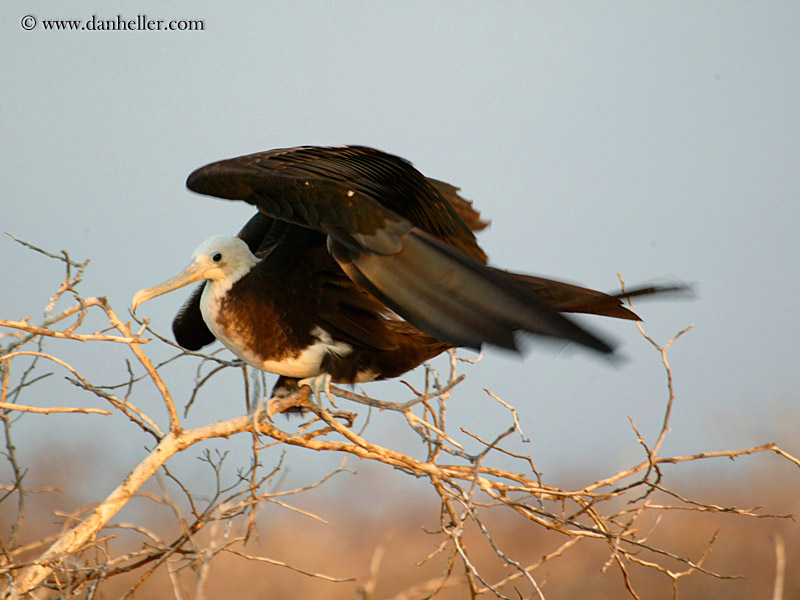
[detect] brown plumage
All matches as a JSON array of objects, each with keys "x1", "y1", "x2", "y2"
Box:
[{"x1": 132, "y1": 146, "x2": 682, "y2": 409}]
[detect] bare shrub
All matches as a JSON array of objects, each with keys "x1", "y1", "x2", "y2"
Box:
[{"x1": 1, "y1": 238, "x2": 797, "y2": 599}]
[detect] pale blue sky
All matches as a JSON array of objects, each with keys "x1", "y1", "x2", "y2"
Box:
[{"x1": 3, "y1": 2, "x2": 799, "y2": 496}]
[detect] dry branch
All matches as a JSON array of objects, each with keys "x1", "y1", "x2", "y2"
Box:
[{"x1": 1, "y1": 241, "x2": 798, "y2": 599}]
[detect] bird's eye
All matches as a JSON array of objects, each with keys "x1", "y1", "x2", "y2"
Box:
[{"x1": 212, "y1": 252, "x2": 222, "y2": 262}]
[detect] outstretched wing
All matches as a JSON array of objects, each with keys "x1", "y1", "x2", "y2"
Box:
[{"x1": 186, "y1": 145, "x2": 614, "y2": 354}]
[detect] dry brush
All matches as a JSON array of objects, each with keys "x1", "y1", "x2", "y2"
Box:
[{"x1": 1, "y1": 238, "x2": 797, "y2": 599}]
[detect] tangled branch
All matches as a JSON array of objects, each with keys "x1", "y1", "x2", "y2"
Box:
[{"x1": 1, "y1": 239, "x2": 796, "y2": 599}]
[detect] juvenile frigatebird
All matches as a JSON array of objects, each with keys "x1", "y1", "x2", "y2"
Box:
[{"x1": 132, "y1": 146, "x2": 675, "y2": 411}]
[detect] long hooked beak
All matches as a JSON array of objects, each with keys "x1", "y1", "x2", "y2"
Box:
[{"x1": 131, "y1": 261, "x2": 211, "y2": 313}]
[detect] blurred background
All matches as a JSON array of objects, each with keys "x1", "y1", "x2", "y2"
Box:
[{"x1": 3, "y1": 2, "x2": 799, "y2": 597}]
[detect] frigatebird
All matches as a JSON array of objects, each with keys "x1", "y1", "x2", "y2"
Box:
[{"x1": 132, "y1": 146, "x2": 675, "y2": 410}]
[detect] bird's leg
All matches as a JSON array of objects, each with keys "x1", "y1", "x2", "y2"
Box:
[
  {"x1": 298, "y1": 373, "x2": 336, "y2": 409},
  {"x1": 266, "y1": 376, "x2": 312, "y2": 418}
]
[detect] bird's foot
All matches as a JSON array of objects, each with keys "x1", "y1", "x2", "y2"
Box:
[
  {"x1": 265, "y1": 385, "x2": 312, "y2": 419},
  {"x1": 298, "y1": 373, "x2": 336, "y2": 409}
]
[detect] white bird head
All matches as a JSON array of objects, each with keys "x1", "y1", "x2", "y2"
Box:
[{"x1": 131, "y1": 235, "x2": 258, "y2": 312}]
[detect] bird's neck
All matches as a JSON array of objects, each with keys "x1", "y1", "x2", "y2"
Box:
[{"x1": 199, "y1": 256, "x2": 258, "y2": 331}]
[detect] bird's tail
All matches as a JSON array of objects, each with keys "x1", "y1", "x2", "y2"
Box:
[{"x1": 503, "y1": 272, "x2": 687, "y2": 321}]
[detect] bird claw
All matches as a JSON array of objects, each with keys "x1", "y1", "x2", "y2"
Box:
[
  {"x1": 298, "y1": 373, "x2": 336, "y2": 409},
  {"x1": 257, "y1": 374, "x2": 333, "y2": 419},
  {"x1": 263, "y1": 386, "x2": 312, "y2": 419}
]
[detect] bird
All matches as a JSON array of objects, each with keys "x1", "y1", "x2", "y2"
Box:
[{"x1": 132, "y1": 145, "x2": 679, "y2": 413}]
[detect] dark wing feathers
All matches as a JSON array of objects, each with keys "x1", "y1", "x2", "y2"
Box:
[
  {"x1": 184, "y1": 146, "x2": 619, "y2": 354},
  {"x1": 187, "y1": 146, "x2": 485, "y2": 260},
  {"x1": 507, "y1": 273, "x2": 641, "y2": 321},
  {"x1": 509, "y1": 274, "x2": 688, "y2": 321},
  {"x1": 330, "y1": 230, "x2": 613, "y2": 353},
  {"x1": 427, "y1": 178, "x2": 490, "y2": 233},
  {"x1": 172, "y1": 285, "x2": 214, "y2": 351},
  {"x1": 318, "y1": 298, "x2": 399, "y2": 351}
]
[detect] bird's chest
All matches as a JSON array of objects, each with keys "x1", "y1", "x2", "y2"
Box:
[{"x1": 199, "y1": 279, "x2": 352, "y2": 378}]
